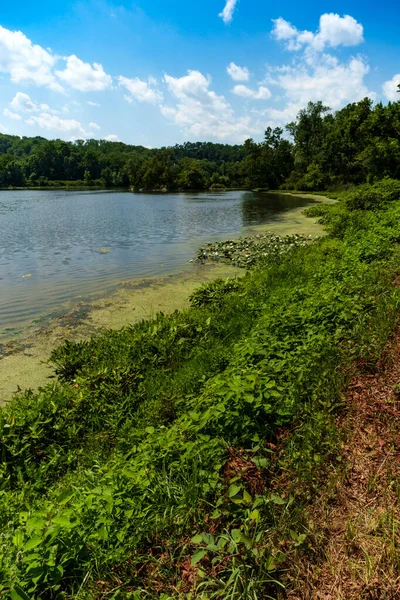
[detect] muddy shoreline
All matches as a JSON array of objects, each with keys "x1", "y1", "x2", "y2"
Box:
[{"x1": 0, "y1": 194, "x2": 333, "y2": 403}]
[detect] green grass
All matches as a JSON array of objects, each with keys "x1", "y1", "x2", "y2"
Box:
[{"x1": 2, "y1": 180, "x2": 400, "y2": 598}]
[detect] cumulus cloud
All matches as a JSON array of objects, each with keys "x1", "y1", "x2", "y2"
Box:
[
  {"x1": 87, "y1": 100, "x2": 100, "y2": 107},
  {"x1": 56, "y1": 55, "x2": 112, "y2": 92},
  {"x1": 272, "y1": 13, "x2": 364, "y2": 52},
  {"x1": 0, "y1": 25, "x2": 115, "y2": 94},
  {"x1": 25, "y1": 113, "x2": 90, "y2": 136},
  {"x1": 161, "y1": 69, "x2": 257, "y2": 141},
  {"x1": 10, "y1": 92, "x2": 40, "y2": 112},
  {"x1": 264, "y1": 54, "x2": 374, "y2": 124},
  {"x1": 227, "y1": 62, "x2": 250, "y2": 82},
  {"x1": 0, "y1": 25, "x2": 63, "y2": 91},
  {"x1": 219, "y1": 0, "x2": 238, "y2": 24},
  {"x1": 233, "y1": 85, "x2": 271, "y2": 100},
  {"x1": 3, "y1": 108, "x2": 22, "y2": 120},
  {"x1": 118, "y1": 75, "x2": 163, "y2": 104},
  {"x1": 104, "y1": 134, "x2": 119, "y2": 141},
  {"x1": 9, "y1": 92, "x2": 63, "y2": 116},
  {"x1": 382, "y1": 74, "x2": 400, "y2": 101},
  {"x1": 7, "y1": 91, "x2": 101, "y2": 138}
]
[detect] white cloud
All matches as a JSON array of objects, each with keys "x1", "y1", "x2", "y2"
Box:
[
  {"x1": 219, "y1": 0, "x2": 238, "y2": 24},
  {"x1": 272, "y1": 13, "x2": 364, "y2": 52},
  {"x1": 56, "y1": 55, "x2": 112, "y2": 92},
  {"x1": 10, "y1": 92, "x2": 39, "y2": 112},
  {"x1": 118, "y1": 75, "x2": 163, "y2": 104},
  {"x1": 88, "y1": 122, "x2": 100, "y2": 130},
  {"x1": 227, "y1": 62, "x2": 250, "y2": 82},
  {"x1": 9, "y1": 92, "x2": 63, "y2": 116},
  {"x1": 87, "y1": 100, "x2": 100, "y2": 107},
  {"x1": 265, "y1": 54, "x2": 374, "y2": 124},
  {"x1": 233, "y1": 85, "x2": 271, "y2": 100},
  {"x1": 161, "y1": 69, "x2": 257, "y2": 141},
  {"x1": 382, "y1": 74, "x2": 400, "y2": 101},
  {"x1": 104, "y1": 134, "x2": 119, "y2": 141},
  {"x1": 0, "y1": 123, "x2": 8, "y2": 133},
  {"x1": 3, "y1": 108, "x2": 22, "y2": 120},
  {"x1": 0, "y1": 25, "x2": 63, "y2": 91},
  {"x1": 25, "y1": 113, "x2": 89, "y2": 137}
]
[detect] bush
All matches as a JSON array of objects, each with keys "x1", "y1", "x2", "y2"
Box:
[{"x1": 343, "y1": 178, "x2": 400, "y2": 211}]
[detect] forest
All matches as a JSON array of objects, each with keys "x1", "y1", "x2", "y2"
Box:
[{"x1": 0, "y1": 96, "x2": 399, "y2": 191}]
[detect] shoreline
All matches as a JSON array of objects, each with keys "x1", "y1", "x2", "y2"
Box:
[
  {"x1": 0, "y1": 192, "x2": 333, "y2": 404},
  {"x1": 0, "y1": 263, "x2": 243, "y2": 403}
]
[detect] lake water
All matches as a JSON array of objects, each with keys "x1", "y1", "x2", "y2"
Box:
[{"x1": 0, "y1": 189, "x2": 315, "y2": 328}]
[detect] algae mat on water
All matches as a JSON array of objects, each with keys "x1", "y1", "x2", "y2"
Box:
[{"x1": 0, "y1": 264, "x2": 242, "y2": 403}]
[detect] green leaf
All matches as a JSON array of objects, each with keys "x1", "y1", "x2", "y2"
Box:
[
  {"x1": 266, "y1": 556, "x2": 276, "y2": 571},
  {"x1": 11, "y1": 585, "x2": 31, "y2": 600},
  {"x1": 252, "y1": 457, "x2": 269, "y2": 469},
  {"x1": 296, "y1": 533, "x2": 307, "y2": 547},
  {"x1": 23, "y1": 536, "x2": 42, "y2": 552},
  {"x1": 289, "y1": 529, "x2": 298, "y2": 541},
  {"x1": 191, "y1": 550, "x2": 207, "y2": 566},
  {"x1": 145, "y1": 426, "x2": 155, "y2": 434},
  {"x1": 243, "y1": 490, "x2": 252, "y2": 505},
  {"x1": 228, "y1": 484, "x2": 241, "y2": 498},
  {"x1": 57, "y1": 490, "x2": 74, "y2": 505},
  {"x1": 52, "y1": 516, "x2": 73, "y2": 528},
  {"x1": 240, "y1": 534, "x2": 253, "y2": 548},
  {"x1": 191, "y1": 534, "x2": 203, "y2": 544},
  {"x1": 231, "y1": 529, "x2": 242, "y2": 543},
  {"x1": 249, "y1": 509, "x2": 260, "y2": 522},
  {"x1": 12, "y1": 531, "x2": 24, "y2": 549},
  {"x1": 122, "y1": 469, "x2": 137, "y2": 479},
  {"x1": 270, "y1": 494, "x2": 286, "y2": 505}
]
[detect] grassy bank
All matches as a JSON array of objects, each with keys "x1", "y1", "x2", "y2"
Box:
[{"x1": 2, "y1": 180, "x2": 400, "y2": 598}]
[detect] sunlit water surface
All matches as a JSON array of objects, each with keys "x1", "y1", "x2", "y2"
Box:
[{"x1": 0, "y1": 189, "x2": 314, "y2": 328}]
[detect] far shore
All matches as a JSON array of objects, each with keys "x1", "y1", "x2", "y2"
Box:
[
  {"x1": 0, "y1": 192, "x2": 333, "y2": 403},
  {"x1": 0, "y1": 185, "x2": 248, "y2": 192}
]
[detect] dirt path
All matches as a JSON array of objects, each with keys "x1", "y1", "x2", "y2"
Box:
[{"x1": 288, "y1": 329, "x2": 400, "y2": 599}]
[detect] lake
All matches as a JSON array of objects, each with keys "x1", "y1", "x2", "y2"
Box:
[{"x1": 0, "y1": 189, "x2": 315, "y2": 328}]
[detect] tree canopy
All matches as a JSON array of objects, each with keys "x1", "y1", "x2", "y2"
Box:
[{"x1": 0, "y1": 95, "x2": 399, "y2": 191}]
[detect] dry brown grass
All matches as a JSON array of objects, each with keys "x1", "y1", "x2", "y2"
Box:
[{"x1": 287, "y1": 329, "x2": 400, "y2": 600}]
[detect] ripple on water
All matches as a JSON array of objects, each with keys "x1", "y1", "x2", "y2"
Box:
[{"x1": 0, "y1": 189, "x2": 318, "y2": 328}]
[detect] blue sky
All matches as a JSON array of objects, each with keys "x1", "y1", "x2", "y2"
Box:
[{"x1": 0, "y1": 0, "x2": 399, "y2": 146}]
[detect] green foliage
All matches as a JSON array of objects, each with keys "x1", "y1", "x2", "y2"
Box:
[
  {"x1": 189, "y1": 278, "x2": 243, "y2": 307},
  {"x1": 286, "y1": 98, "x2": 400, "y2": 190},
  {"x1": 343, "y1": 178, "x2": 400, "y2": 211},
  {"x1": 0, "y1": 133, "x2": 292, "y2": 191},
  {"x1": 2, "y1": 184, "x2": 400, "y2": 597},
  {"x1": 1, "y1": 95, "x2": 400, "y2": 191}
]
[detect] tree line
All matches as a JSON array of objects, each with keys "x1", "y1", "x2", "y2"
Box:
[{"x1": 0, "y1": 95, "x2": 399, "y2": 191}]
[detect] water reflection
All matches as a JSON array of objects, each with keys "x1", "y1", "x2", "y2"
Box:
[
  {"x1": 241, "y1": 192, "x2": 316, "y2": 226},
  {"x1": 0, "y1": 189, "x2": 316, "y2": 327}
]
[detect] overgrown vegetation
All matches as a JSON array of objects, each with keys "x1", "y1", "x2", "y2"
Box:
[
  {"x1": 2, "y1": 179, "x2": 400, "y2": 597},
  {"x1": 1, "y1": 94, "x2": 399, "y2": 191}
]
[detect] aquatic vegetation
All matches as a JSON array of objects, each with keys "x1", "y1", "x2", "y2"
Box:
[
  {"x1": 1, "y1": 180, "x2": 400, "y2": 598},
  {"x1": 196, "y1": 232, "x2": 314, "y2": 268}
]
